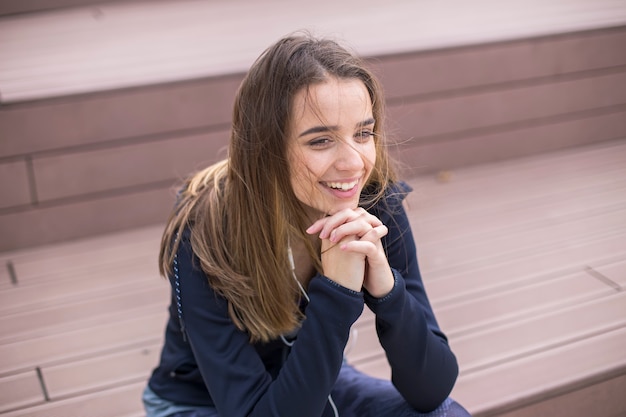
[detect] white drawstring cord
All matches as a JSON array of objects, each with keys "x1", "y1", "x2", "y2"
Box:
[
  {"x1": 280, "y1": 334, "x2": 295, "y2": 347},
  {"x1": 328, "y1": 394, "x2": 339, "y2": 417}
]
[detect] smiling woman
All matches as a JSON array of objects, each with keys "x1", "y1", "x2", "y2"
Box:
[
  {"x1": 288, "y1": 77, "x2": 377, "y2": 216},
  {"x1": 143, "y1": 32, "x2": 471, "y2": 417}
]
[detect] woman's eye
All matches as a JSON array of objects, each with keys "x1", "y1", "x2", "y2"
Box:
[
  {"x1": 355, "y1": 130, "x2": 374, "y2": 142},
  {"x1": 308, "y1": 137, "x2": 332, "y2": 148}
]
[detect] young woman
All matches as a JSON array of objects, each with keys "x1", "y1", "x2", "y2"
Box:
[{"x1": 143, "y1": 33, "x2": 471, "y2": 417}]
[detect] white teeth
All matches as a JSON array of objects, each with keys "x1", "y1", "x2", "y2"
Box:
[{"x1": 325, "y1": 180, "x2": 358, "y2": 191}]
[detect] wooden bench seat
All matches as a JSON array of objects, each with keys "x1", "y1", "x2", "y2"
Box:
[
  {"x1": 426, "y1": 233, "x2": 626, "y2": 307},
  {"x1": 0, "y1": 260, "x2": 161, "y2": 317},
  {"x1": 0, "y1": 287, "x2": 168, "y2": 345},
  {"x1": 1, "y1": 139, "x2": 625, "y2": 416},
  {"x1": 0, "y1": 381, "x2": 146, "y2": 417},
  {"x1": 454, "y1": 291, "x2": 626, "y2": 373},
  {"x1": 0, "y1": 371, "x2": 43, "y2": 414},
  {"x1": 42, "y1": 344, "x2": 162, "y2": 401},
  {"x1": 358, "y1": 328, "x2": 626, "y2": 417},
  {"x1": 0, "y1": 226, "x2": 161, "y2": 287},
  {"x1": 8, "y1": 290, "x2": 625, "y2": 413},
  {"x1": 0, "y1": 310, "x2": 165, "y2": 376},
  {"x1": 349, "y1": 281, "x2": 626, "y2": 369},
  {"x1": 595, "y1": 260, "x2": 626, "y2": 287},
  {"x1": 436, "y1": 269, "x2": 620, "y2": 337}
]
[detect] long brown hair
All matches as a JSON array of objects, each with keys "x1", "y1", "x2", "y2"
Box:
[{"x1": 159, "y1": 32, "x2": 396, "y2": 342}]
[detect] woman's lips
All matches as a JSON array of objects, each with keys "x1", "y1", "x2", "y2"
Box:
[
  {"x1": 322, "y1": 179, "x2": 358, "y2": 191},
  {"x1": 320, "y1": 179, "x2": 360, "y2": 198}
]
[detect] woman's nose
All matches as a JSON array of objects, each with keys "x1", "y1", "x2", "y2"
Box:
[{"x1": 335, "y1": 141, "x2": 364, "y2": 171}]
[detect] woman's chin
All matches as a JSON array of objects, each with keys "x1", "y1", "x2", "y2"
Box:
[
  {"x1": 299, "y1": 195, "x2": 361, "y2": 218},
  {"x1": 321, "y1": 201, "x2": 360, "y2": 216}
]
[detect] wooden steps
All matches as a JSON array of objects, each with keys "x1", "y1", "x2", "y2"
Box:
[
  {"x1": 1, "y1": 139, "x2": 625, "y2": 416},
  {"x1": 1, "y1": 2, "x2": 625, "y2": 414},
  {"x1": 358, "y1": 328, "x2": 626, "y2": 417},
  {"x1": 0, "y1": 381, "x2": 146, "y2": 417}
]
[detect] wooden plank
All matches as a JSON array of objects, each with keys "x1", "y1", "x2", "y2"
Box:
[
  {"x1": 0, "y1": 304, "x2": 165, "y2": 347},
  {"x1": 0, "y1": 310, "x2": 166, "y2": 375},
  {"x1": 394, "y1": 107, "x2": 626, "y2": 175},
  {"x1": 412, "y1": 162, "x2": 626, "y2": 226},
  {"x1": 389, "y1": 70, "x2": 626, "y2": 143},
  {"x1": 0, "y1": 185, "x2": 172, "y2": 252},
  {"x1": 418, "y1": 208, "x2": 626, "y2": 275},
  {"x1": 406, "y1": 137, "x2": 626, "y2": 205},
  {"x1": 593, "y1": 260, "x2": 626, "y2": 287},
  {"x1": 0, "y1": 381, "x2": 145, "y2": 417},
  {"x1": 424, "y1": 233, "x2": 626, "y2": 306},
  {"x1": 435, "y1": 271, "x2": 615, "y2": 337},
  {"x1": 451, "y1": 327, "x2": 626, "y2": 417},
  {"x1": 0, "y1": 370, "x2": 44, "y2": 413},
  {"x1": 406, "y1": 140, "x2": 626, "y2": 268},
  {"x1": 355, "y1": 327, "x2": 626, "y2": 416},
  {"x1": 0, "y1": 0, "x2": 108, "y2": 16},
  {"x1": 347, "y1": 270, "x2": 618, "y2": 364},
  {"x1": 413, "y1": 157, "x2": 626, "y2": 219},
  {"x1": 0, "y1": 258, "x2": 161, "y2": 316},
  {"x1": 0, "y1": 261, "x2": 12, "y2": 288},
  {"x1": 0, "y1": 258, "x2": 163, "y2": 315},
  {"x1": 414, "y1": 181, "x2": 626, "y2": 245},
  {"x1": 4, "y1": 224, "x2": 162, "y2": 284},
  {"x1": 352, "y1": 292, "x2": 626, "y2": 376},
  {"x1": 415, "y1": 170, "x2": 626, "y2": 244},
  {"x1": 32, "y1": 129, "x2": 228, "y2": 203},
  {"x1": 0, "y1": 252, "x2": 158, "y2": 297},
  {"x1": 453, "y1": 292, "x2": 626, "y2": 374},
  {"x1": 0, "y1": 76, "x2": 240, "y2": 158},
  {"x1": 0, "y1": 160, "x2": 31, "y2": 210},
  {"x1": 407, "y1": 140, "x2": 626, "y2": 233},
  {"x1": 0, "y1": 223, "x2": 160, "y2": 261},
  {"x1": 376, "y1": 27, "x2": 626, "y2": 100},
  {"x1": 42, "y1": 342, "x2": 161, "y2": 400},
  {"x1": 495, "y1": 373, "x2": 626, "y2": 417},
  {"x1": 0, "y1": 286, "x2": 169, "y2": 344},
  {"x1": 348, "y1": 274, "x2": 626, "y2": 372}
]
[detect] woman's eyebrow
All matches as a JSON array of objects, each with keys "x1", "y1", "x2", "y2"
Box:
[
  {"x1": 298, "y1": 125, "x2": 333, "y2": 138},
  {"x1": 357, "y1": 118, "x2": 376, "y2": 128},
  {"x1": 298, "y1": 118, "x2": 375, "y2": 138}
]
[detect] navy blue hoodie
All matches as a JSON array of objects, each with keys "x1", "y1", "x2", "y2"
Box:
[{"x1": 147, "y1": 182, "x2": 458, "y2": 416}]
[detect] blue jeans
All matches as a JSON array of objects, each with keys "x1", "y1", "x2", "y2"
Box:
[
  {"x1": 328, "y1": 363, "x2": 470, "y2": 417},
  {"x1": 148, "y1": 363, "x2": 471, "y2": 417}
]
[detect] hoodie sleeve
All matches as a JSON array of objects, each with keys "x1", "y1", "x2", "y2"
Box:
[
  {"x1": 364, "y1": 181, "x2": 459, "y2": 412},
  {"x1": 174, "y1": 233, "x2": 364, "y2": 417}
]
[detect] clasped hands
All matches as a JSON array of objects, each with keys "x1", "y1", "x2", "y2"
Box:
[{"x1": 306, "y1": 208, "x2": 394, "y2": 298}]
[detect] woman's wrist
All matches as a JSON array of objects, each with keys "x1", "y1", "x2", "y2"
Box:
[{"x1": 363, "y1": 265, "x2": 394, "y2": 298}]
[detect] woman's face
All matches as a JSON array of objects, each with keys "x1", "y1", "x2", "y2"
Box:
[{"x1": 288, "y1": 77, "x2": 377, "y2": 216}]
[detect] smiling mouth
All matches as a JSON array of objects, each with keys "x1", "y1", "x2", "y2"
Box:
[{"x1": 322, "y1": 180, "x2": 359, "y2": 191}]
